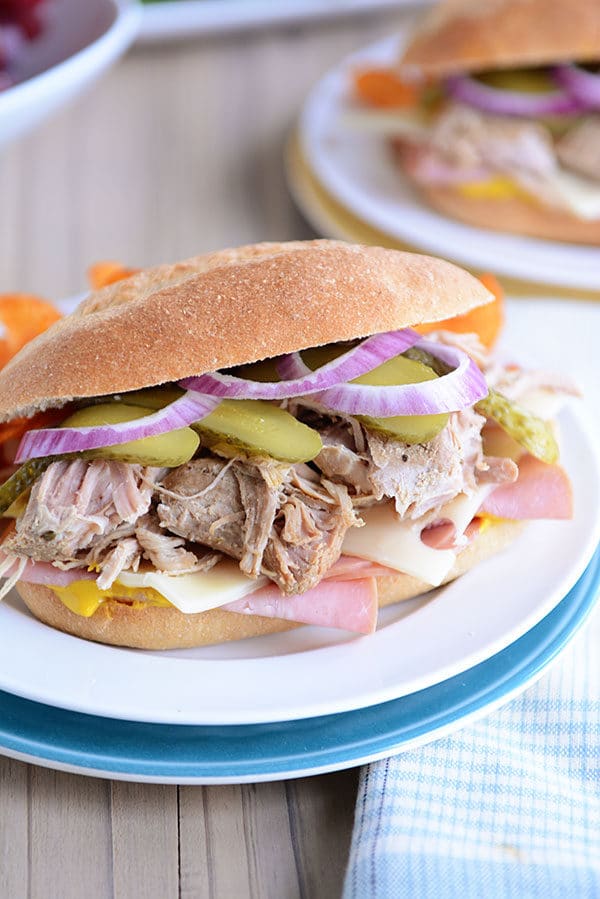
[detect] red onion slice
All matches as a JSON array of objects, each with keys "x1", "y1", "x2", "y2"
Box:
[
  {"x1": 553, "y1": 64, "x2": 600, "y2": 109},
  {"x1": 15, "y1": 391, "x2": 220, "y2": 463},
  {"x1": 280, "y1": 339, "x2": 487, "y2": 416},
  {"x1": 181, "y1": 329, "x2": 421, "y2": 400},
  {"x1": 445, "y1": 73, "x2": 582, "y2": 117}
]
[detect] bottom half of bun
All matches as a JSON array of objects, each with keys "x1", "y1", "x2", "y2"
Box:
[
  {"x1": 15, "y1": 520, "x2": 524, "y2": 650},
  {"x1": 412, "y1": 182, "x2": 600, "y2": 245}
]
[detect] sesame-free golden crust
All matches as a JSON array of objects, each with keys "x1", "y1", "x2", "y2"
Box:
[
  {"x1": 15, "y1": 520, "x2": 522, "y2": 649},
  {"x1": 0, "y1": 240, "x2": 491, "y2": 423},
  {"x1": 416, "y1": 184, "x2": 600, "y2": 244},
  {"x1": 400, "y1": 0, "x2": 600, "y2": 75}
]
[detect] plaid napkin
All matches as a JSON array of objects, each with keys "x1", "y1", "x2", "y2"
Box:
[{"x1": 343, "y1": 598, "x2": 600, "y2": 898}]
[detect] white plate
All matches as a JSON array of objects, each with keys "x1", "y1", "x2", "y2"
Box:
[
  {"x1": 0, "y1": 295, "x2": 598, "y2": 727},
  {"x1": 300, "y1": 34, "x2": 600, "y2": 290},
  {"x1": 1, "y1": 547, "x2": 598, "y2": 783},
  {"x1": 138, "y1": 1, "x2": 426, "y2": 42},
  {"x1": 0, "y1": 0, "x2": 139, "y2": 150}
]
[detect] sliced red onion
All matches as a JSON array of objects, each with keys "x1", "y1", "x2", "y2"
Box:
[
  {"x1": 181, "y1": 330, "x2": 421, "y2": 400},
  {"x1": 15, "y1": 391, "x2": 220, "y2": 463},
  {"x1": 553, "y1": 64, "x2": 600, "y2": 109},
  {"x1": 280, "y1": 339, "x2": 487, "y2": 416},
  {"x1": 445, "y1": 73, "x2": 582, "y2": 117}
]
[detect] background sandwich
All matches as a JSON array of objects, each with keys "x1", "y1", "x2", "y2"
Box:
[
  {"x1": 0, "y1": 240, "x2": 574, "y2": 648},
  {"x1": 352, "y1": 0, "x2": 600, "y2": 243}
]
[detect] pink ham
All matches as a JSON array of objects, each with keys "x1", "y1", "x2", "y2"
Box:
[
  {"x1": 224, "y1": 577, "x2": 378, "y2": 635},
  {"x1": 480, "y1": 455, "x2": 573, "y2": 520},
  {"x1": 0, "y1": 552, "x2": 94, "y2": 586},
  {"x1": 323, "y1": 555, "x2": 398, "y2": 580},
  {"x1": 421, "y1": 518, "x2": 481, "y2": 550}
]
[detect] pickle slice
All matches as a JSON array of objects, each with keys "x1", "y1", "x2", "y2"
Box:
[
  {"x1": 60, "y1": 404, "x2": 199, "y2": 467},
  {"x1": 475, "y1": 68, "x2": 556, "y2": 93},
  {"x1": 406, "y1": 347, "x2": 559, "y2": 463},
  {"x1": 115, "y1": 386, "x2": 322, "y2": 463},
  {"x1": 192, "y1": 399, "x2": 323, "y2": 463},
  {"x1": 3, "y1": 488, "x2": 31, "y2": 518},
  {"x1": 476, "y1": 389, "x2": 559, "y2": 464},
  {"x1": 0, "y1": 457, "x2": 58, "y2": 516},
  {"x1": 303, "y1": 346, "x2": 449, "y2": 445},
  {"x1": 114, "y1": 386, "x2": 184, "y2": 410},
  {"x1": 230, "y1": 358, "x2": 282, "y2": 383}
]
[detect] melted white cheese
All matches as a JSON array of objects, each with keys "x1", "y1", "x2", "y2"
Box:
[
  {"x1": 550, "y1": 169, "x2": 600, "y2": 221},
  {"x1": 339, "y1": 108, "x2": 429, "y2": 138},
  {"x1": 342, "y1": 488, "x2": 493, "y2": 587},
  {"x1": 118, "y1": 561, "x2": 266, "y2": 615}
]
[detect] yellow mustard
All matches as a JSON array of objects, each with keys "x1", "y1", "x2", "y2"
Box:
[
  {"x1": 458, "y1": 175, "x2": 528, "y2": 201},
  {"x1": 51, "y1": 580, "x2": 172, "y2": 618}
]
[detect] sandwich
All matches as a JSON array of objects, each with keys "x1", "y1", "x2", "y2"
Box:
[
  {"x1": 351, "y1": 0, "x2": 600, "y2": 243},
  {"x1": 0, "y1": 240, "x2": 574, "y2": 649}
]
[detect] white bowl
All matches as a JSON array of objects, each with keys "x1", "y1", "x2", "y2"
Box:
[{"x1": 0, "y1": 0, "x2": 140, "y2": 149}]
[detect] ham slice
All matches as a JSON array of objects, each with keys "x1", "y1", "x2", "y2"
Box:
[
  {"x1": 480, "y1": 455, "x2": 573, "y2": 520},
  {"x1": 322, "y1": 555, "x2": 398, "y2": 580},
  {"x1": 421, "y1": 519, "x2": 481, "y2": 550},
  {"x1": 224, "y1": 577, "x2": 378, "y2": 635},
  {"x1": 1, "y1": 556, "x2": 94, "y2": 586}
]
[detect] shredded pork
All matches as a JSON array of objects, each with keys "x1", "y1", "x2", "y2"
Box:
[
  {"x1": 4, "y1": 460, "x2": 159, "y2": 563},
  {"x1": 556, "y1": 117, "x2": 600, "y2": 183},
  {"x1": 135, "y1": 513, "x2": 221, "y2": 576},
  {"x1": 156, "y1": 458, "x2": 360, "y2": 595},
  {"x1": 291, "y1": 403, "x2": 517, "y2": 519},
  {"x1": 406, "y1": 102, "x2": 600, "y2": 215}
]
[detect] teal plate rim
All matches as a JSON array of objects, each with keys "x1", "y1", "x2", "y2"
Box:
[{"x1": 0, "y1": 547, "x2": 598, "y2": 784}]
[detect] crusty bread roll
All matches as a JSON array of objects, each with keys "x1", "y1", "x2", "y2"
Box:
[
  {"x1": 400, "y1": 0, "x2": 600, "y2": 75},
  {"x1": 15, "y1": 520, "x2": 523, "y2": 649},
  {"x1": 416, "y1": 183, "x2": 600, "y2": 246},
  {"x1": 0, "y1": 240, "x2": 491, "y2": 422}
]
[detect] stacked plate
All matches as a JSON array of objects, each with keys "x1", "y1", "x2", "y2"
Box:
[{"x1": 0, "y1": 310, "x2": 599, "y2": 782}]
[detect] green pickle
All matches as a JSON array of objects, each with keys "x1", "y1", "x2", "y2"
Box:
[
  {"x1": 114, "y1": 386, "x2": 184, "y2": 410},
  {"x1": 194, "y1": 400, "x2": 322, "y2": 463},
  {"x1": 475, "y1": 68, "x2": 557, "y2": 93},
  {"x1": 303, "y1": 346, "x2": 449, "y2": 445},
  {"x1": 115, "y1": 387, "x2": 322, "y2": 463},
  {"x1": 476, "y1": 389, "x2": 559, "y2": 465},
  {"x1": 0, "y1": 457, "x2": 58, "y2": 516},
  {"x1": 406, "y1": 347, "x2": 559, "y2": 464},
  {"x1": 60, "y1": 403, "x2": 200, "y2": 467}
]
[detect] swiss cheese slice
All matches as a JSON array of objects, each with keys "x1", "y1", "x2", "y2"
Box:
[
  {"x1": 118, "y1": 561, "x2": 266, "y2": 615},
  {"x1": 342, "y1": 488, "x2": 493, "y2": 586}
]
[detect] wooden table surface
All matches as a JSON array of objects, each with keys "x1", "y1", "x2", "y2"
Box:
[{"x1": 0, "y1": 7, "x2": 415, "y2": 897}]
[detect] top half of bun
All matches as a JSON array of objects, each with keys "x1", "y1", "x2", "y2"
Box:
[
  {"x1": 400, "y1": 0, "x2": 600, "y2": 76},
  {"x1": 0, "y1": 240, "x2": 491, "y2": 423}
]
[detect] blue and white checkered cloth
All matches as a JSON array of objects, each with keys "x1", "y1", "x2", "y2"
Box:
[{"x1": 344, "y1": 603, "x2": 600, "y2": 898}]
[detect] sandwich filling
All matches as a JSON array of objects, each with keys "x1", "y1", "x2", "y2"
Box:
[
  {"x1": 350, "y1": 65, "x2": 600, "y2": 222},
  {"x1": 0, "y1": 328, "x2": 575, "y2": 634}
]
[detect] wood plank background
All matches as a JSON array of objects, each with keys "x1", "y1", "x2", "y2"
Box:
[{"x1": 0, "y1": 6, "x2": 413, "y2": 896}]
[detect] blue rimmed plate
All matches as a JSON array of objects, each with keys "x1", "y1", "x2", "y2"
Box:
[{"x1": 0, "y1": 548, "x2": 598, "y2": 784}]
